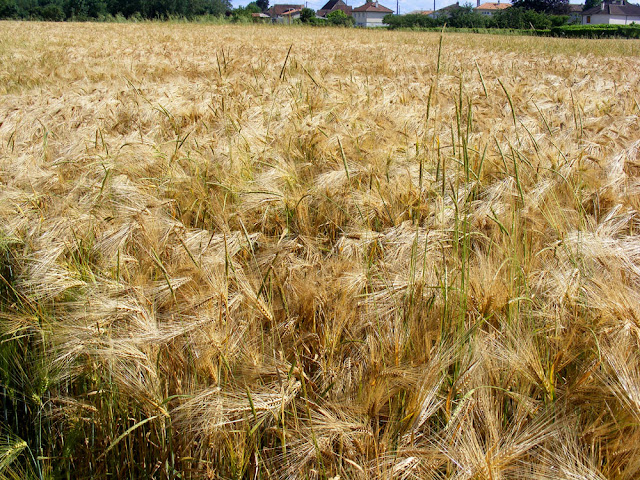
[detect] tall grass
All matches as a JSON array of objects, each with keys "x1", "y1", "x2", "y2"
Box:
[{"x1": 1, "y1": 21, "x2": 640, "y2": 478}]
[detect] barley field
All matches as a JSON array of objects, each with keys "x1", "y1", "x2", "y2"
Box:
[{"x1": 1, "y1": 21, "x2": 640, "y2": 479}]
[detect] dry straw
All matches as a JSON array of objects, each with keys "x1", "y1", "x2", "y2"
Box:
[{"x1": 1, "y1": 21, "x2": 640, "y2": 479}]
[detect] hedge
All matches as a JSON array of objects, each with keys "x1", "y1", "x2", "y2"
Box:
[
  {"x1": 551, "y1": 24, "x2": 640, "y2": 38},
  {"x1": 385, "y1": 26, "x2": 550, "y2": 36}
]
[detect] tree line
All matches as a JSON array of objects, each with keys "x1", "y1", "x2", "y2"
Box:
[
  {"x1": 0, "y1": 0, "x2": 602, "y2": 26},
  {"x1": 384, "y1": 0, "x2": 585, "y2": 31},
  {"x1": 385, "y1": 7, "x2": 570, "y2": 30},
  {"x1": 0, "y1": 0, "x2": 231, "y2": 21}
]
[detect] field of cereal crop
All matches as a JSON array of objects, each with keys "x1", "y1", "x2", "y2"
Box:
[{"x1": 1, "y1": 21, "x2": 640, "y2": 478}]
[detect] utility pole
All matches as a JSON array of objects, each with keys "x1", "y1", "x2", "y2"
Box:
[{"x1": 397, "y1": 0, "x2": 399, "y2": 14}]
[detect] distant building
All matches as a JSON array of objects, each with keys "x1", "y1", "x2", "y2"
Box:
[
  {"x1": 353, "y1": 0, "x2": 394, "y2": 26},
  {"x1": 266, "y1": 4, "x2": 304, "y2": 21},
  {"x1": 251, "y1": 12, "x2": 271, "y2": 21},
  {"x1": 279, "y1": 7, "x2": 302, "y2": 22},
  {"x1": 317, "y1": 0, "x2": 353, "y2": 18},
  {"x1": 567, "y1": 4, "x2": 584, "y2": 23},
  {"x1": 475, "y1": 1, "x2": 511, "y2": 15},
  {"x1": 429, "y1": 2, "x2": 462, "y2": 18},
  {"x1": 581, "y1": 0, "x2": 640, "y2": 24}
]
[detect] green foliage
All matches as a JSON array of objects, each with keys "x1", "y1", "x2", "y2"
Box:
[
  {"x1": 233, "y1": 1, "x2": 260, "y2": 16},
  {"x1": 550, "y1": 13, "x2": 567, "y2": 26},
  {"x1": 447, "y1": 4, "x2": 487, "y2": 28},
  {"x1": 490, "y1": 7, "x2": 555, "y2": 29},
  {"x1": 512, "y1": 0, "x2": 569, "y2": 14},
  {"x1": 0, "y1": 0, "x2": 231, "y2": 19},
  {"x1": 0, "y1": 238, "x2": 49, "y2": 479},
  {"x1": 255, "y1": 0, "x2": 267, "y2": 11},
  {"x1": 386, "y1": 7, "x2": 569, "y2": 30},
  {"x1": 0, "y1": 0, "x2": 19, "y2": 17},
  {"x1": 232, "y1": 3, "x2": 260, "y2": 19},
  {"x1": 245, "y1": 1, "x2": 260, "y2": 12},
  {"x1": 583, "y1": 0, "x2": 601, "y2": 9},
  {"x1": 384, "y1": 13, "x2": 437, "y2": 28},
  {"x1": 308, "y1": 15, "x2": 327, "y2": 25},
  {"x1": 326, "y1": 8, "x2": 353, "y2": 26},
  {"x1": 300, "y1": 6, "x2": 314, "y2": 22},
  {"x1": 65, "y1": 0, "x2": 107, "y2": 20},
  {"x1": 38, "y1": 3, "x2": 65, "y2": 19},
  {"x1": 551, "y1": 23, "x2": 640, "y2": 38}
]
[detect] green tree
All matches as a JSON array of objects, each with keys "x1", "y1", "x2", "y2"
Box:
[
  {"x1": 233, "y1": 1, "x2": 259, "y2": 18},
  {"x1": 255, "y1": 0, "x2": 267, "y2": 10},
  {"x1": 583, "y1": 0, "x2": 601, "y2": 10},
  {"x1": 245, "y1": 1, "x2": 261, "y2": 12},
  {"x1": 106, "y1": 0, "x2": 142, "y2": 17},
  {"x1": 300, "y1": 6, "x2": 314, "y2": 22},
  {"x1": 209, "y1": 0, "x2": 231, "y2": 15},
  {"x1": 447, "y1": 3, "x2": 487, "y2": 27},
  {"x1": 0, "y1": 0, "x2": 19, "y2": 17},
  {"x1": 512, "y1": 0, "x2": 568, "y2": 14},
  {"x1": 491, "y1": 6, "x2": 554, "y2": 28},
  {"x1": 326, "y1": 8, "x2": 352, "y2": 25},
  {"x1": 35, "y1": 1, "x2": 66, "y2": 19},
  {"x1": 384, "y1": 13, "x2": 437, "y2": 28},
  {"x1": 65, "y1": 0, "x2": 107, "y2": 19}
]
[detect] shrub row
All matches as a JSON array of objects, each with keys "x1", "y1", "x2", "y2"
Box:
[
  {"x1": 551, "y1": 23, "x2": 640, "y2": 38},
  {"x1": 386, "y1": 26, "x2": 551, "y2": 36},
  {"x1": 385, "y1": 8, "x2": 569, "y2": 31}
]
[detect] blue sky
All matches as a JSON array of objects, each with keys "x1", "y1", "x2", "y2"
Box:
[{"x1": 233, "y1": 0, "x2": 583, "y2": 16}]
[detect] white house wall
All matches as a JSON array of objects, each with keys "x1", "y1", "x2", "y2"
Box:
[
  {"x1": 354, "y1": 11, "x2": 389, "y2": 27},
  {"x1": 276, "y1": 13, "x2": 301, "y2": 23},
  {"x1": 583, "y1": 13, "x2": 640, "y2": 24}
]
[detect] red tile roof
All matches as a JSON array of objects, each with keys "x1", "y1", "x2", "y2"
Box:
[
  {"x1": 353, "y1": 2, "x2": 394, "y2": 13},
  {"x1": 317, "y1": 1, "x2": 353, "y2": 17},
  {"x1": 266, "y1": 4, "x2": 303, "y2": 16},
  {"x1": 582, "y1": 0, "x2": 640, "y2": 15},
  {"x1": 476, "y1": 2, "x2": 511, "y2": 10}
]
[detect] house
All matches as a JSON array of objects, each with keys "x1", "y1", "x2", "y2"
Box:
[
  {"x1": 279, "y1": 7, "x2": 302, "y2": 22},
  {"x1": 251, "y1": 12, "x2": 271, "y2": 22},
  {"x1": 567, "y1": 4, "x2": 584, "y2": 23},
  {"x1": 582, "y1": 0, "x2": 640, "y2": 24},
  {"x1": 474, "y1": 1, "x2": 511, "y2": 15},
  {"x1": 317, "y1": 0, "x2": 353, "y2": 18},
  {"x1": 266, "y1": 4, "x2": 303, "y2": 21},
  {"x1": 352, "y1": 1, "x2": 394, "y2": 26},
  {"x1": 429, "y1": 2, "x2": 462, "y2": 18}
]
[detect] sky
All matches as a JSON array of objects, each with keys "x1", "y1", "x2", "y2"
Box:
[{"x1": 232, "y1": 0, "x2": 583, "y2": 16}]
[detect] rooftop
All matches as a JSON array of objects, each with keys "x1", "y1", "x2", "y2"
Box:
[
  {"x1": 266, "y1": 4, "x2": 303, "y2": 16},
  {"x1": 476, "y1": 2, "x2": 512, "y2": 10},
  {"x1": 353, "y1": 1, "x2": 394, "y2": 12},
  {"x1": 582, "y1": 0, "x2": 640, "y2": 15}
]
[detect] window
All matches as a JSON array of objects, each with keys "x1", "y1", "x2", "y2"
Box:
[{"x1": 586, "y1": 15, "x2": 591, "y2": 23}]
